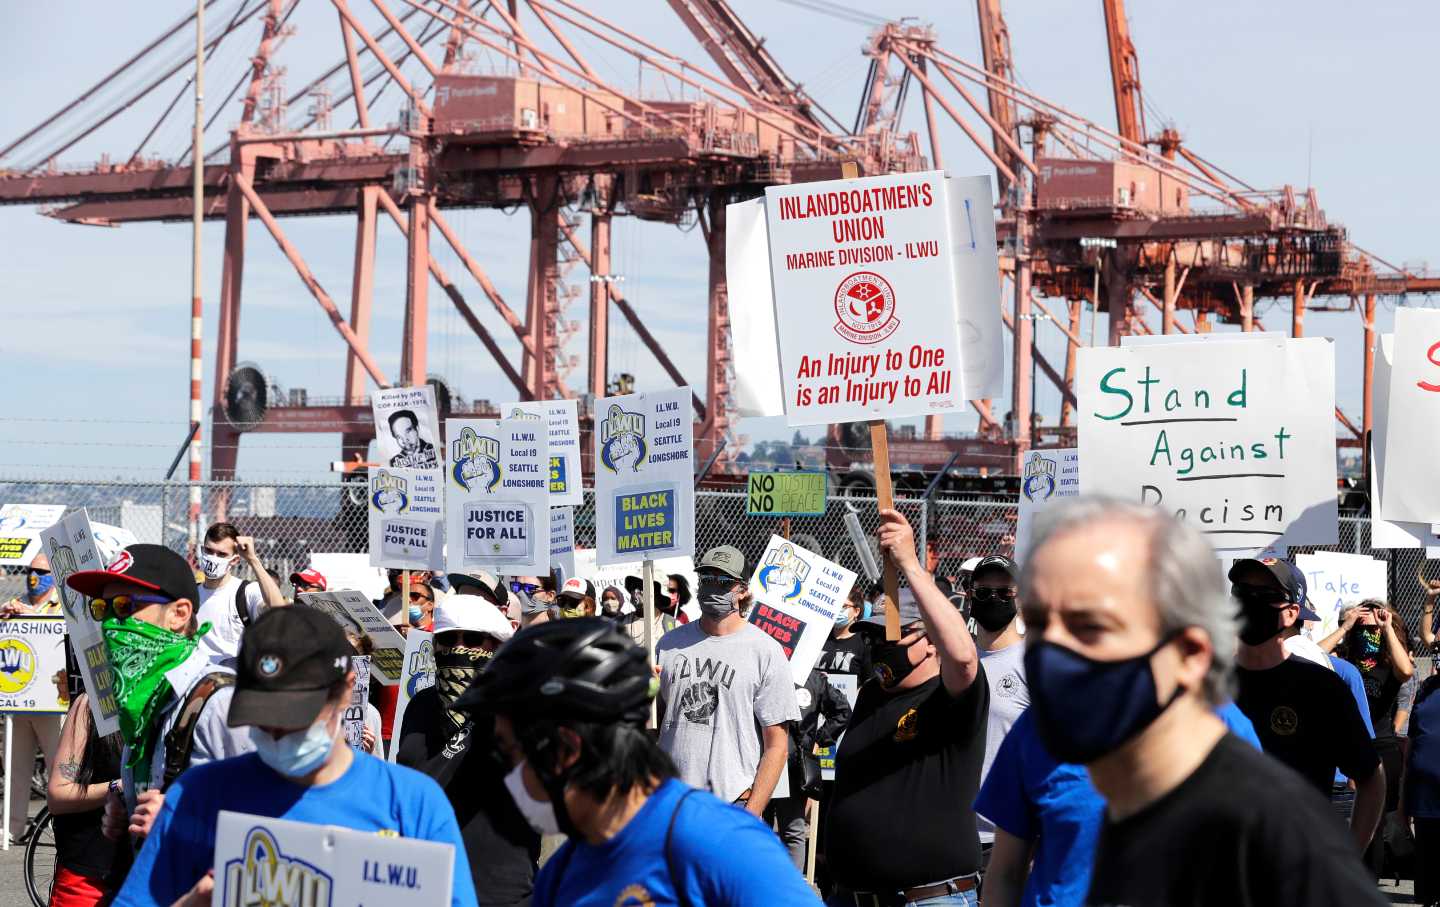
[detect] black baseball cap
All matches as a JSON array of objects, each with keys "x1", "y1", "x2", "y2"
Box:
[
  {"x1": 1228, "y1": 558, "x2": 1321, "y2": 622},
  {"x1": 227, "y1": 608, "x2": 353, "y2": 729},
  {"x1": 66, "y1": 543, "x2": 200, "y2": 606},
  {"x1": 972, "y1": 555, "x2": 1018, "y2": 582}
]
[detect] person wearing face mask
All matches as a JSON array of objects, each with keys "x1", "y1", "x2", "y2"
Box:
[
  {"x1": 512, "y1": 576, "x2": 560, "y2": 629},
  {"x1": 63, "y1": 545, "x2": 255, "y2": 864},
  {"x1": 192, "y1": 522, "x2": 286, "y2": 666},
  {"x1": 557, "y1": 578, "x2": 598, "y2": 619},
  {"x1": 656, "y1": 545, "x2": 798, "y2": 820},
  {"x1": 598, "y1": 585, "x2": 625, "y2": 621},
  {"x1": 1020, "y1": 498, "x2": 1384, "y2": 906},
  {"x1": 397, "y1": 589, "x2": 537, "y2": 907},
  {"x1": 826, "y1": 509, "x2": 985, "y2": 907},
  {"x1": 459, "y1": 617, "x2": 821, "y2": 907},
  {"x1": 0, "y1": 550, "x2": 65, "y2": 843},
  {"x1": 1231, "y1": 557, "x2": 1386, "y2": 854},
  {"x1": 816, "y1": 586, "x2": 870, "y2": 681},
  {"x1": 107, "y1": 606, "x2": 478, "y2": 907}
]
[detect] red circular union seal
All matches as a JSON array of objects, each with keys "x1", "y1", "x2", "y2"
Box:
[{"x1": 833, "y1": 271, "x2": 899, "y2": 344}]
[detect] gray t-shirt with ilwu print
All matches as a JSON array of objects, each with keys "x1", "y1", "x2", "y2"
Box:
[{"x1": 657, "y1": 621, "x2": 800, "y2": 804}]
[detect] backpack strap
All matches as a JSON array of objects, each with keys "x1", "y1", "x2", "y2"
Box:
[
  {"x1": 162, "y1": 672, "x2": 235, "y2": 790},
  {"x1": 665, "y1": 788, "x2": 700, "y2": 907},
  {"x1": 234, "y1": 579, "x2": 254, "y2": 629}
]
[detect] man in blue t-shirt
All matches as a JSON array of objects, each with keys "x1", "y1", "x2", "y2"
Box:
[
  {"x1": 456, "y1": 617, "x2": 819, "y2": 907},
  {"x1": 113, "y1": 607, "x2": 477, "y2": 907}
]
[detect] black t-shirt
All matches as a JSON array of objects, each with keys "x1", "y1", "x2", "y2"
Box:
[
  {"x1": 816, "y1": 633, "x2": 871, "y2": 682},
  {"x1": 396, "y1": 688, "x2": 540, "y2": 907},
  {"x1": 1235, "y1": 657, "x2": 1379, "y2": 793},
  {"x1": 1359, "y1": 662, "x2": 1403, "y2": 739},
  {"x1": 826, "y1": 671, "x2": 989, "y2": 890},
  {"x1": 55, "y1": 731, "x2": 122, "y2": 879},
  {"x1": 1086, "y1": 733, "x2": 1387, "y2": 907}
]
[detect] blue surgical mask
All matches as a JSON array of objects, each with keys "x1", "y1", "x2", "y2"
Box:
[
  {"x1": 249, "y1": 713, "x2": 338, "y2": 778},
  {"x1": 833, "y1": 610, "x2": 851, "y2": 629},
  {"x1": 26, "y1": 571, "x2": 54, "y2": 603},
  {"x1": 408, "y1": 605, "x2": 425, "y2": 624},
  {"x1": 1024, "y1": 636, "x2": 1181, "y2": 764}
]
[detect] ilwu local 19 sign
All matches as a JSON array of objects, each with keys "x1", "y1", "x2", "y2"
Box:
[
  {"x1": 367, "y1": 467, "x2": 444, "y2": 572},
  {"x1": 592, "y1": 387, "x2": 695, "y2": 567},
  {"x1": 444, "y1": 418, "x2": 551, "y2": 574},
  {"x1": 1077, "y1": 336, "x2": 1337, "y2": 551}
]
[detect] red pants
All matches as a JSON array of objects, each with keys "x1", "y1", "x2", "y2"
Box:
[{"x1": 49, "y1": 866, "x2": 111, "y2": 907}]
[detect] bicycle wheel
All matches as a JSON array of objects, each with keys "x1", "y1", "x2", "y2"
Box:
[{"x1": 23, "y1": 806, "x2": 54, "y2": 907}]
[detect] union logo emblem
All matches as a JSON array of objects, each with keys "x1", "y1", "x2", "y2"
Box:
[{"x1": 833, "y1": 271, "x2": 899, "y2": 344}]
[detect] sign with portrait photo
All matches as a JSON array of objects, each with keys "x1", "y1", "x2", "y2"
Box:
[{"x1": 372, "y1": 386, "x2": 442, "y2": 471}]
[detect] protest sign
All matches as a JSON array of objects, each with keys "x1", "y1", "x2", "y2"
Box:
[
  {"x1": 1294, "y1": 552, "x2": 1387, "y2": 640},
  {"x1": 389, "y1": 630, "x2": 434, "y2": 763},
  {"x1": 570, "y1": 548, "x2": 698, "y2": 614},
  {"x1": 1369, "y1": 332, "x2": 1440, "y2": 547},
  {"x1": 367, "y1": 468, "x2": 444, "y2": 572},
  {"x1": 747, "y1": 535, "x2": 858, "y2": 684},
  {"x1": 297, "y1": 591, "x2": 405, "y2": 686},
  {"x1": 342, "y1": 656, "x2": 370, "y2": 750},
  {"x1": 444, "y1": 418, "x2": 550, "y2": 575},
  {"x1": 1381, "y1": 308, "x2": 1440, "y2": 523},
  {"x1": 1077, "y1": 336, "x2": 1337, "y2": 551},
  {"x1": 763, "y1": 170, "x2": 975, "y2": 425},
  {"x1": 818, "y1": 673, "x2": 858, "y2": 782},
  {"x1": 550, "y1": 507, "x2": 576, "y2": 584},
  {"x1": 0, "y1": 504, "x2": 66, "y2": 567},
  {"x1": 213, "y1": 810, "x2": 454, "y2": 907},
  {"x1": 501, "y1": 399, "x2": 583, "y2": 507},
  {"x1": 0, "y1": 617, "x2": 68, "y2": 714},
  {"x1": 1014, "y1": 448, "x2": 1079, "y2": 560},
  {"x1": 746, "y1": 471, "x2": 827, "y2": 517},
  {"x1": 39, "y1": 510, "x2": 120, "y2": 735},
  {"x1": 372, "y1": 385, "x2": 442, "y2": 470},
  {"x1": 593, "y1": 388, "x2": 695, "y2": 566}
]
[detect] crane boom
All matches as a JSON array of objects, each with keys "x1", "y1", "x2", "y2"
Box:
[
  {"x1": 975, "y1": 0, "x2": 1023, "y2": 195},
  {"x1": 1101, "y1": 0, "x2": 1146, "y2": 146}
]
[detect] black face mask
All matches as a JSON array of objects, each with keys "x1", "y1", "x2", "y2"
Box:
[
  {"x1": 872, "y1": 635, "x2": 924, "y2": 689},
  {"x1": 1234, "y1": 587, "x2": 1288, "y2": 646},
  {"x1": 434, "y1": 645, "x2": 493, "y2": 734},
  {"x1": 969, "y1": 587, "x2": 1018, "y2": 632}
]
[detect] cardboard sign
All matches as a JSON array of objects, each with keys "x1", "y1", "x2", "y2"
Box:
[
  {"x1": 444, "y1": 418, "x2": 550, "y2": 574},
  {"x1": 500, "y1": 399, "x2": 583, "y2": 506},
  {"x1": 763, "y1": 170, "x2": 969, "y2": 425},
  {"x1": 389, "y1": 631, "x2": 434, "y2": 763},
  {"x1": 1077, "y1": 337, "x2": 1337, "y2": 551},
  {"x1": 1014, "y1": 448, "x2": 1079, "y2": 560},
  {"x1": 367, "y1": 468, "x2": 445, "y2": 572},
  {"x1": 550, "y1": 507, "x2": 576, "y2": 584},
  {"x1": 297, "y1": 591, "x2": 405, "y2": 686},
  {"x1": 0, "y1": 504, "x2": 66, "y2": 567},
  {"x1": 39, "y1": 510, "x2": 120, "y2": 735},
  {"x1": 373, "y1": 386, "x2": 442, "y2": 470},
  {"x1": 947, "y1": 176, "x2": 1005, "y2": 399},
  {"x1": 1294, "y1": 552, "x2": 1388, "y2": 640},
  {"x1": 593, "y1": 388, "x2": 696, "y2": 566},
  {"x1": 0, "y1": 617, "x2": 68, "y2": 714},
  {"x1": 1370, "y1": 332, "x2": 1440, "y2": 547},
  {"x1": 307, "y1": 554, "x2": 387, "y2": 603},
  {"x1": 746, "y1": 535, "x2": 858, "y2": 684},
  {"x1": 818, "y1": 673, "x2": 859, "y2": 782},
  {"x1": 1381, "y1": 308, "x2": 1440, "y2": 523},
  {"x1": 343, "y1": 657, "x2": 371, "y2": 750},
  {"x1": 212, "y1": 810, "x2": 454, "y2": 907},
  {"x1": 746, "y1": 471, "x2": 827, "y2": 517}
]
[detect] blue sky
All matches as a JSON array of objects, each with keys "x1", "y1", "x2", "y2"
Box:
[{"x1": 2, "y1": 0, "x2": 1436, "y2": 480}]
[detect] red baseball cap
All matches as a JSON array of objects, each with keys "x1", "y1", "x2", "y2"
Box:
[{"x1": 288, "y1": 568, "x2": 327, "y2": 591}]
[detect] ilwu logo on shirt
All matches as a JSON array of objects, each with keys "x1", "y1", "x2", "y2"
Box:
[{"x1": 672, "y1": 654, "x2": 735, "y2": 726}]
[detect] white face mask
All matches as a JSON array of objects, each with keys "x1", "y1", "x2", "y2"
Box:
[
  {"x1": 200, "y1": 551, "x2": 235, "y2": 580},
  {"x1": 250, "y1": 711, "x2": 338, "y2": 778},
  {"x1": 503, "y1": 762, "x2": 560, "y2": 836}
]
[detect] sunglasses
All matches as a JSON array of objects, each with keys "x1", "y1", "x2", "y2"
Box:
[
  {"x1": 408, "y1": 590, "x2": 435, "y2": 603},
  {"x1": 510, "y1": 581, "x2": 541, "y2": 595},
  {"x1": 89, "y1": 592, "x2": 171, "y2": 621},
  {"x1": 25, "y1": 568, "x2": 51, "y2": 577},
  {"x1": 1231, "y1": 584, "x2": 1288, "y2": 606},
  {"x1": 970, "y1": 586, "x2": 1016, "y2": 601}
]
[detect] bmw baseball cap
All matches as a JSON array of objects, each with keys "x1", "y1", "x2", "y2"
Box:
[
  {"x1": 228, "y1": 607, "x2": 353, "y2": 729},
  {"x1": 1228, "y1": 558, "x2": 1321, "y2": 622},
  {"x1": 66, "y1": 544, "x2": 200, "y2": 607},
  {"x1": 698, "y1": 545, "x2": 746, "y2": 580}
]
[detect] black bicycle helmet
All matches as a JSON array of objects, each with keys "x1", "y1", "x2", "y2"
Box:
[{"x1": 455, "y1": 616, "x2": 656, "y2": 725}]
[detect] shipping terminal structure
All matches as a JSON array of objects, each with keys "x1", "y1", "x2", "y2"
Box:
[{"x1": 1, "y1": 0, "x2": 1435, "y2": 513}]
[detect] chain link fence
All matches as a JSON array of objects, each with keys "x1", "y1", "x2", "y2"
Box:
[{"x1": 0, "y1": 478, "x2": 1434, "y2": 648}]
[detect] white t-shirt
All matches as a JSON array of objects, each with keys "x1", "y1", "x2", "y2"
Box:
[
  {"x1": 978, "y1": 639, "x2": 1030, "y2": 843},
  {"x1": 196, "y1": 575, "x2": 267, "y2": 664}
]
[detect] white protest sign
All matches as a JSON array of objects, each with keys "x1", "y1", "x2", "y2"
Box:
[
  {"x1": 763, "y1": 170, "x2": 968, "y2": 425},
  {"x1": 569, "y1": 549, "x2": 698, "y2": 607},
  {"x1": 1370, "y1": 333, "x2": 1439, "y2": 547},
  {"x1": 1014, "y1": 447, "x2": 1079, "y2": 561},
  {"x1": 343, "y1": 656, "x2": 371, "y2": 750},
  {"x1": 593, "y1": 387, "x2": 695, "y2": 566},
  {"x1": 1077, "y1": 336, "x2": 1337, "y2": 551},
  {"x1": 298, "y1": 591, "x2": 405, "y2": 686},
  {"x1": 367, "y1": 468, "x2": 445, "y2": 572},
  {"x1": 389, "y1": 630, "x2": 434, "y2": 763},
  {"x1": 818, "y1": 673, "x2": 858, "y2": 782},
  {"x1": 550, "y1": 507, "x2": 576, "y2": 584},
  {"x1": 746, "y1": 536, "x2": 858, "y2": 685},
  {"x1": 1295, "y1": 552, "x2": 1388, "y2": 640},
  {"x1": 1381, "y1": 308, "x2": 1440, "y2": 523},
  {"x1": 40, "y1": 510, "x2": 120, "y2": 735},
  {"x1": 500, "y1": 399, "x2": 583, "y2": 506},
  {"x1": 212, "y1": 810, "x2": 454, "y2": 907},
  {"x1": 307, "y1": 554, "x2": 387, "y2": 602},
  {"x1": 0, "y1": 617, "x2": 68, "y2": 714},
  {"x1": 0, "y1": 504, "x2": 66, "y2": 566},
  {"x1": 444, "y1": 418, "x2": 550, "y2": 574},
  {"x1": 947, "y1": 176, "x2": 1004, "y2": 399},
  {"x1": 373, "y1": 385, "x2": 442, "y2": 470},
  {"x1": 726, "y1": 197, "x2": 786, "y2": 417}
]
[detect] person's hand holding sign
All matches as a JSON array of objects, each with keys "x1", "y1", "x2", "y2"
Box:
[
  {"x1": 876, "y1": 508, "x2": 921, "y2": 574},
  {"x1": 129, "y1": 789, "x2": 165, "y2": 839}
]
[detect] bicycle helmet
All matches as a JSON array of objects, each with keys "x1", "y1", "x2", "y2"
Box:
[{"x1": 455, "y1": 616, "x2": 656, "y2": 725}]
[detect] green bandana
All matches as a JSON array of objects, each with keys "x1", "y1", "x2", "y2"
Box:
[{"x1": 101, "y1": 617, "x2": 209, "y2": 774}]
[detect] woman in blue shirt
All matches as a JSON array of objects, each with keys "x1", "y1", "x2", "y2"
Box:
[{"x1": 1405, "y1": 673, "x2": 1440, "y2": 907}]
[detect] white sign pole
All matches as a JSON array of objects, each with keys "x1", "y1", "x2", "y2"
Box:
[
  {"x1": 2, "y1": 713, "x2": 10, "y2": 851},
  {"x1": 642, "y1": 558, "x2": 656, "y2": 729}
]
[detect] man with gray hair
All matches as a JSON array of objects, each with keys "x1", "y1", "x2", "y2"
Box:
[{"x1": 1022, "y1": 497, "x2": 1384, "y2": 906}]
